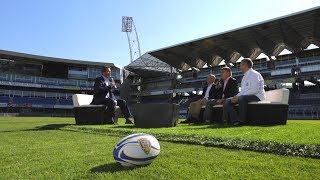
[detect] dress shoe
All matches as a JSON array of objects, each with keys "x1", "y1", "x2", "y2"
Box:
[
  {"x1": 180, "y1": 117, "x2": 198, "y2": 124},
  {"x1": 104, "y1": 117, "x2": 115, "y2": 124},
  {"x1": 125, "y1": 118, "x2": 133, "y2": 124},
  {"x1": 233, "y1": 121, "x2": 244, "y2": 126},
  {"x1": 189, "y1": 117, "x2": 199, "y2": 124},
  {"x1": 180, "y1": 119, "x2": 190, "y2": 124}
]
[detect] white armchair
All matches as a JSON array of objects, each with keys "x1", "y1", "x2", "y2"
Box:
[{"x1": 247, "y1": 88, "x2": 290, "y2": 125}]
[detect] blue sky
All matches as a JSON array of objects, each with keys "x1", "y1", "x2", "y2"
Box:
[{"x1": 0, "y1": 0, "x2": 319, "y2": 67}]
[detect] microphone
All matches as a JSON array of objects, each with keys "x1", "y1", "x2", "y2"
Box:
[{"x1": 109, "y1": 77, "x2": 116, "y2": 88}]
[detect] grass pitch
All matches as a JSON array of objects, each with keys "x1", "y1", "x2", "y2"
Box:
[{"x1": 0, "y1": 117, "x2": 319, "y2": 179}]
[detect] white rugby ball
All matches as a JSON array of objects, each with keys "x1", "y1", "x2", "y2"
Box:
[{"x1": 113, "y1": 133, "x2": 160, "y2": 167}]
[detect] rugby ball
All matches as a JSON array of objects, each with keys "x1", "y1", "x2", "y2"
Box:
[{"x1": 113, "y1": 133, "x2": 160, "y2": 166}]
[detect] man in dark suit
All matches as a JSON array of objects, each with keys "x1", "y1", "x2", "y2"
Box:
[
  {"x1": 181, "y1": 74, "x2": 220, "y2": 124},
  {"x1": 91, "y1": 66, "x2": 133, "y2": 124},
  {"x1": 203, "y1": 67, "x2": 239, "y2": 123}
]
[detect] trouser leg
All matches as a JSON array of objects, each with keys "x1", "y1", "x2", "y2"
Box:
[
  {"x1": 188, "y1": 100, "x2": 199, "y2": 118},
  {"x1": 238, "y1": 95, "x2": 260, "y2": 123},
  {"x1": 189, "y1": 99, "x2": 207, "y2": 119},
  {"x1": 103, "y1": 98, "x2": 116, "y2": 117},
  {"x1": 116, "y1": 99, "x2": 132, "y2": 119},
  {"x1": 204, "y1": 99, "x2": 217, "y2": 123},
  {"x1": 223, "y1": 98, "x2": 238, "y2": 124}
]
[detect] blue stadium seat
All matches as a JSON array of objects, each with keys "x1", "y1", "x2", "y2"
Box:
[
  {"x1": 57, "y1": 99, "x2": 73, "y2": 105},
  {"x1": 0, "y1": 96, "x2": 10, "y2": 103},
  {"x1": 13, "y1": 97, "x2": 56, "y2": 105}
]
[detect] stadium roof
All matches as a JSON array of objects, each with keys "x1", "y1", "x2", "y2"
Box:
[
  {"x1": 0, "y1": 49, "x2": 115, "y2": 67},
  {"x1": 147, "y1": 6, "x2": 320, "y2": 71},
  {"x1": 125, "y1": 53, "x2": 176, "y2": 77}
]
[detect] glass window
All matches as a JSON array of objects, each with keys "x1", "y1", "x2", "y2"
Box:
[
  {"x1": 12, "y1": 90, "x2": 23, "y2": 97},
  {"x1": 35, "y1": 91, "x2": 46, "y2": 98},
  {"x1": 46, "y1": 92, "x2": 57, "y2": 98},
  {"x1": 22, "y1": 91, "x2": 33, "y2": 98}
]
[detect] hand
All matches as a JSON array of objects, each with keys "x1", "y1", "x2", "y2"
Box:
[
  {"x1": 110, "y1": 78, "x2": 116, "y2": 87},
  {"x1": 217, "y1": 99, "x2": 224, "y2": 104},
  {"x1": 216, "y1": 81, "x2": 222, "y2": 89},
  {"x1": 231, "y1": 96, "x2": 239, "y2": 103}
]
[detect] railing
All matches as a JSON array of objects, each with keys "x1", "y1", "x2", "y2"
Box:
[
  {"x1": 299, "y1": 93, "x2": 320, "y2": 99},
  {"x1": 288, "y1": 107, "x2": 320, "y2": 120},
  {"x1": 274, "y1": 59, "x2": 297, "y2": 68},
  {"x1": 0, "y1": 73, "x2": 94, "y2": 88},
  {"x1": 0, "y1": 96, "x2": 73, "y2": 107}
]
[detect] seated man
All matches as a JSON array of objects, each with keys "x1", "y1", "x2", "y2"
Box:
[
  {"x1": 181, "y1": 74, "x2": 220, "y2": 124},
  {"x1": 223, "y1": 58, "x2": 266, "y2": 126},
  {"x1": 203, "y1": 67, "x2": 238, "y2": 123},
  {"x1": 91, "y1": 66, "x2": 133, "y2": 124}
]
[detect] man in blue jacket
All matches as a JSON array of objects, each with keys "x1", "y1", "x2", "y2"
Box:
[{"x1": 91, "y1": 66, "x2": 133, "y2": 124}]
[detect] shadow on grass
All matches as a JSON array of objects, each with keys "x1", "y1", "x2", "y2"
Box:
[
  {"x1": 113, "y1": 125, "x2": 185, "y2": 129},
  {"x1": 29, "y1": 124, "x2": 71, "y2": 131},
  {"x1": 196, "y1": 123, "x2": 283, "y2": 129},
  {"x1": 112, "y1": 124, "x2": 235, "y2": 130},
  {"x1": 0, "y1": 130, "x2": 22, "y2": 132},
  {"x1": 113, "y1": 125, "x2": 136, "y2": 129},
  {"x1": 176, "y1": 123, "x2": 238, "y2": 129},
  {"x1": 0, "y1": 124, "x2": 72, "y2": 133},
  {"x1": 91, "y1": 162, "x2": 145, "y2": 173}
]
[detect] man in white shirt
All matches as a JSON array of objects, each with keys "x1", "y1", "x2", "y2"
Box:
[
  {"x1": 223, "y1": 58, "x2": 266, "y2": 126},
  {"x1": 181, "y1": 74, "x2": 220, "y2": 124}
]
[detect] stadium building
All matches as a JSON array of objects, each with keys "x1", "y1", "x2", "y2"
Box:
[
  {"x1": 0, "y1": 7, "x2": 319, "y2": 120},
  {"x1": 125, "y1": 6, "x2": 320, "y2": 120},
  {"x1": 0, "y1": 49, "x2": 122, "y2": 117}
]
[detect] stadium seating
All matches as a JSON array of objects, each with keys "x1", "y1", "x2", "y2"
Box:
[
  {"x1": 72, "y1": 94, "x2": 120, "y2": 125},
  {"x1": 0, "y1": 72, "x2": 94, "y2": 88},
  {"x1": 0, "y1": 96, "x2": 9, "y2": 102},
  {"x1": 287, "y1": 85, "x2": 320, "y2": 119},
  {"x1": 57, "y1": 99, "x2": 73, "y2": 105},
  {"x1": 13, "y1": 97, "x2": 56, "y2": 105}
]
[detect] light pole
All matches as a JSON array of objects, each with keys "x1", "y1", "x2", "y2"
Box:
[{"x1": 122, "y1": 16, "x2": 141, "y2": 63}]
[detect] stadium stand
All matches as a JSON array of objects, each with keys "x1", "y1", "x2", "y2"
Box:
[
  {"x1": 0, "y1": 49, "x2": 122, "y2": 117},
  {"x1": 1, "y1": 7, "x2": 320, "y2": 121},
  {"x1": 125, "y1": 7, "x2": 320, "y2": 120}
]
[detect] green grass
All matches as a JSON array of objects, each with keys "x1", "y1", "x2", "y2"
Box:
[
  {"x1": 0, "y1": 117, "x2": 320, "y2": 179},
  {"x1": 65, "y1": 119, "x2": 320, "y2": 158},
  {"x1": 67, "y1": 120, "x2": 320, "y2": 145}
]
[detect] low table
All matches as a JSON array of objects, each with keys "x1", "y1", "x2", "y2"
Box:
[{"x1": 132, "y1": 103, "x2": 180, "y2": 128}]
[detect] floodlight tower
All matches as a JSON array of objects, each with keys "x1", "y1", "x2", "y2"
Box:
[{"x1": 122, "y1": 16, "x2": 141, "y2": 63}]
